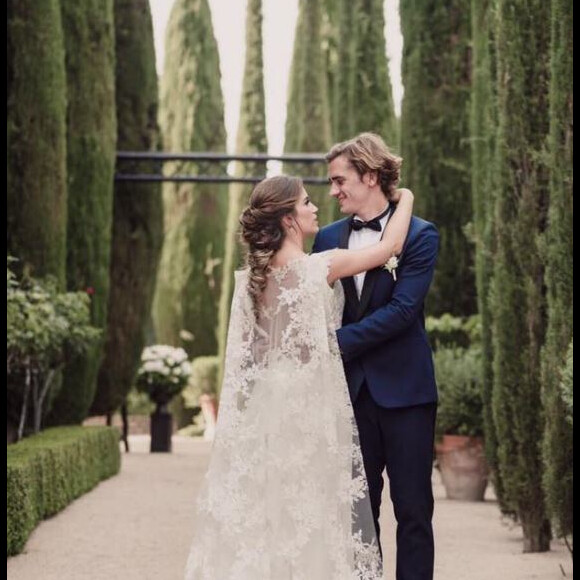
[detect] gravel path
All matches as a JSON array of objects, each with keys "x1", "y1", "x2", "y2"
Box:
[{"x1": 7, "y1": 435, "x2": 572, "y2": 580}]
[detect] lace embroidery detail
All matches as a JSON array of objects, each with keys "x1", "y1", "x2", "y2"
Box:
[{"x1": 185, "y1": 252, "x2": 382, "y2": 579}]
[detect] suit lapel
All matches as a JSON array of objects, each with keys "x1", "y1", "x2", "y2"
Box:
[
  {"x1": 357, "y1": 267, "x2": 380, "y2": 320},
  {"x1": 357, "y1": 204, "x2": 397, "y2": 319},
  {"x1": 338, "y1": 220, "x2": 359, "y2": 319}
]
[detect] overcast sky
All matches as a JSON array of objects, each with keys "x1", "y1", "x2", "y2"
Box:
[{"x1": 149, "y1": 0, "x2": 403, "y2": 155}]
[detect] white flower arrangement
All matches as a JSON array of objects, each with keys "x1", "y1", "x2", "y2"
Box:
[
  {"x1": 136, "y1": 345, "x2": 192, "y2": 403},
  {"x1": 383, "y1": 256, "x2": 400, "y2": 281}
]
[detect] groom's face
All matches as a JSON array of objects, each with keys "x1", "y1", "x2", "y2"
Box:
[{"x1": 327, "y1": 155, "x2": 376, "y2": 216}]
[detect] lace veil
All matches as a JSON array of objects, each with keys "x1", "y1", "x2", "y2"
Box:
[{"x1": 185, "y1": 252, "x2": 382, "y2": 579}]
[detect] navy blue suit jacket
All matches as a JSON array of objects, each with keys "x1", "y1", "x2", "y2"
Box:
[{"x1": 312, "y1": 215, "x2": 439, "y2": 408}]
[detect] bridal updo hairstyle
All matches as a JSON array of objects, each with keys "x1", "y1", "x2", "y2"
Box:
[
  {"x1": 240, "y1": 175, "x2": 303, "y2": 311},
  {"x1": 325, "y1": 132, "x2": 402, "y2": 200}
]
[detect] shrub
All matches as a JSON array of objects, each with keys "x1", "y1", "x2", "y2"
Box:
[
  {"x1": 426, "y1": 313, "x2": 480, "y2": 350},
  {"x1": 181, "y1": 356, "x2": 219, "y2": 409},
  {"x1": 434, "y1": 345, "x2": 484, "y2": 438},
  {"x1": 7, "y1": 257, "x2": 101, "y2": 440},
  {"x1": 7, "y1": 426, "x2": 120, "y2": 556}
]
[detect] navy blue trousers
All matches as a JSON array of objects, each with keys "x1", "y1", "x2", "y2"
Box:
[{"x1": 353, "y1": 383, "x2": 437, "y2": 580}]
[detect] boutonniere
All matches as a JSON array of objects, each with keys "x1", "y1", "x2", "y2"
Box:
[{"x1": 383, "y1": 256, "x2": 399, "y2": 281}]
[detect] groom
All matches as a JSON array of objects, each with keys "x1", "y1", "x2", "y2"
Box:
[{"x1": 312, "y1": 133, "x2": 439, "y2": 580}]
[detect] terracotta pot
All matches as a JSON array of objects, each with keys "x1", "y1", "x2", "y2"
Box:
[{"x1": 435, "y1": 435, "x2": 489, "y2": 501}]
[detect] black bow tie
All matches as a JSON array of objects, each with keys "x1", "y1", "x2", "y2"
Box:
[
  {"x1": 350, "y1": 217, "x2": 382, "y2": 232},
  {"x1": 349, "y1": 206, "x2": 391, "y2": 232}
]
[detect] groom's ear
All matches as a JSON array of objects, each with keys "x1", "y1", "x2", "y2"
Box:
[{"x1": 364, "y1": 172, "x2": 379, "y2": 187}]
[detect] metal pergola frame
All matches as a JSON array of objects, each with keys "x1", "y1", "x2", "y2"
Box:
[{"x1": 115, "y1": 151, "x2": 329, "y2": 185}]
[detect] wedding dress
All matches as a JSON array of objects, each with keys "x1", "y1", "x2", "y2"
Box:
[{"x1": 185, "y1": 252, "x2": 382, "y2": 579}]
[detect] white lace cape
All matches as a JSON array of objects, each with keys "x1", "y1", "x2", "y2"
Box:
[{"x1": 185, "y1": 253, "x2": 382, "y2": 579}]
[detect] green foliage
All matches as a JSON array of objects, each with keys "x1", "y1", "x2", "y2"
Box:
[
  {"x1": 125, "y1": 388, "x2": 155, "y2": 416},
  {"x1": 126, "y1": 388, "x2": 155, "y2": 415},
  {"x1": 491, "y1": 0, "x2": 552, "y2": 552},
  {"x1": 426, "y1": 314, "x2": 480, "y2": 350},
  {"x1": 7, "y1": 0, "x2": 67, "y2": 287},
  {"x1": 327, "y1": 0, "x2": 397, "y2": 145},
  {"x1": 399, "y1": 0, "x2": 475, "y2": 316},
  {"x1": 7, "y1": 258, "x2": 101, "y2": 439},
  {"x1": 326, "y1": 0, "x2": 355, "y2": 141},
  {"x1": 218, "y1": 0, "x2": 268, "y2": 390},
  {"x1": 352, "y1": 0, "x2": 397, "y2": 141},
  {"x1": 469, "y1": 0, "x2": 505, "y2": 512},
  {"x1": 7, "y1": 426, "x2": 120, "y2": 556},
  {"x1": 182, "y1": 356, "x2": 220, "y2": 409},
  {"x1": 154, "y1": 0, "x2": 228, "y2": 359},
  {"x1": 51, "y1": 0, "x2": 117, "y2": 425},
  {"x1": 434, "y1": 345, "x2": 484, "y2": 439},
  {"x1": 539, "y1": 0, "x2": 573, "y2": 542},
  {"x1": 285, "y1": 0, "x2": 333, "y2": 224},
  {"x1": 92, "y1": 0, "x2": 164, "y2": 417},
  {"x1": 560, "y1": 340, "x2": 573, "y2": 426}
]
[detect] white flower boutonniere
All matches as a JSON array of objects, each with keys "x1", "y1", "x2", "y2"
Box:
[{"x1": 384, "y1": 256, "x2": 399, "y2": 281}]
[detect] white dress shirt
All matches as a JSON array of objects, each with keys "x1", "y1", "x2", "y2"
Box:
[{"x1": 348, "y1": 205, "x2": 391, "y2": 298}]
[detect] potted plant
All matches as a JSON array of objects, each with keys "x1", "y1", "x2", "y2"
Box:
[
  {"x1": 433, "y1": 344, "x2": 489, "y2": 501},
  {"x1": 136, "y1": 345, "x2": 192, "y2": 452}
]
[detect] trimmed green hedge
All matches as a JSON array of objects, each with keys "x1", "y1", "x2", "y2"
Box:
[{"x1": 7, "y1": 426, "x2": 120, "y2": 556}]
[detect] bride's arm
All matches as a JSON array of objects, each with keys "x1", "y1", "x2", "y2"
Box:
[{"x1": 326, "y1": 189, "x2": 414, "y2": 285}]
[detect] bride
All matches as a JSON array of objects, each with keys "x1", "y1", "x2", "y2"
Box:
[{"x1": 185, "y1": 175, "x2": 413, "y2": 579}]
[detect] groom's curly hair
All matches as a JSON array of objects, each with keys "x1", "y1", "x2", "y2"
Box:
[
  {"x1": 239, "y1": 175, "x2": 303, "y2": 312},
  {"x1": 326, "y1": 132, "x2": 402, "y2": 200}
]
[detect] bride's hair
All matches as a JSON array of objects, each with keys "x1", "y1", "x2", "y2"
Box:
[{"x1": 239, "y1": 175, "x2": 303, "y2": 310}]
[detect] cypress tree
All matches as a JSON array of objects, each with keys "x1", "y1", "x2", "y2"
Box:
[
  {"x1": 540, "y1": 0, "x2": 573, "y2": 540},
  {"x1": 7, "y1": 0, "x2": 67, "y2": 287},
  {"x1": 153, "y1": 0, "x2": 228, "y2": 359},
  {"x1": 91, "y1": 0, "x2": 164, "y2": 416},
  {"x1": 321, "y1": 0, "x2": 340, "y2": 141},
  {"x1": 325, "y1": 0, "x2": 354, "y2": 141},
  {"x1": 49, "y1": 0, "x2": 117, "y2": 425},
  {"x1": 284, "y1": 0, "x2": 333, "y2": 225},
  {"x1": 217, "y1": 0, "x2": 268, "y2": 391},
  {"x1": 491, "y1": 0, "x2": 551, "y2": 552},
  {"x1": 400, "y1": 0, "x2": 475, "y2": 316},
  {"x1": 352, "y1": 0, "x2": 397, "y2": 143},
  {"x1": 470, "y1": 0, "x2": 511, "y2": 512},
  {"x1": 328, "y1": 0, "x2": 397, "y2": 145}
]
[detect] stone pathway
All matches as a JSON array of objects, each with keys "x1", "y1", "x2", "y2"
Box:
[{"x1": 7, "y1": 435, "x2": 572, "y2": 580}]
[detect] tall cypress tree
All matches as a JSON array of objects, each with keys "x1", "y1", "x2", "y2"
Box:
[
  {"x1": 91, "y1": 0, "x2": 164, "y2": 416},
  {"x1": 400, "y1": 0, "x2": 474, "y2": 316},
  {"x1": 470, "y1": 0, "x2": 510, "y2": 512},
  {"x1": 328, "y1": 0, "x2": 396, "y2": 145},
  {"x1": 284, "y1": 0, "x2": 333, "y2": 225},
  {"x1": 49, "y1": 0, "x2": 117, "y2": 425},
  {"x1": 7, "y1": 0, "x2": 67, "y2": 287},
  {"x1": 491, "y1": 0, "x2": 552, "y2": 552},
  {"x1": 153, "y1": 0, "x2": 228, "y2": 359},
  {"x1": 352, "y1": 0, "x2": 397, "y2": 143},
  {"x1": 328, "y1": 0, "x2": 357, "y2": 141},
  {"x1": 217, "y1": 0, "x2": 268, "y2": 391},
  {"x1": 540, "y1": 0, "x2": 573, "y2": 540}
]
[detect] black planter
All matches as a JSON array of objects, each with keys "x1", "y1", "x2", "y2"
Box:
[{"x1": 150, "y1": 403, "x2": 173, "y2": 452}]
